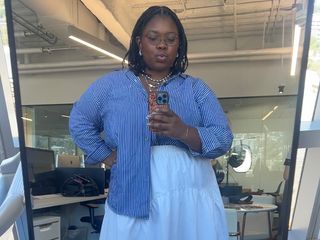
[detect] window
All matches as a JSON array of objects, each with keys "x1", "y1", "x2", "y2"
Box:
[{"x1": 220, "y1": 96, "x2": 296, "y2": 191}]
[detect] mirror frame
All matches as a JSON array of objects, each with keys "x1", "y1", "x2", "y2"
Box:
[
  {"x1": 3, "y1": 0, "x2": 315, "y2": 239},
  {"x1": 280, "y1": 0, "x2": 315, "y2": 239},
  {"x1": 4, "y1": 0, "x2": 35, "y2": 239}
]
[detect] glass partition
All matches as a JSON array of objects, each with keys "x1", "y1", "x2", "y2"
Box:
[{"x1": 21, "y1": 95, "x2": 297, "y2": 194}]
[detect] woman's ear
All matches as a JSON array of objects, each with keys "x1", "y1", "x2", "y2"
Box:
[{"x1": 136, "y1": 36, "x2": 141, "y2": 48}]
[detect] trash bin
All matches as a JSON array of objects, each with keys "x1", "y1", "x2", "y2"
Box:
[{"x1": 64, "y1": 225, "x2": 87, "y2": 240}]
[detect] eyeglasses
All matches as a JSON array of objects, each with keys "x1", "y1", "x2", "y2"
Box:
[{"x1": 144, "y1": 32, "x2": 179, "y2": 46}]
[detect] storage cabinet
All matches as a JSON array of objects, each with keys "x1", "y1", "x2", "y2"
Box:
[{"x1": 33, "y1": 216, "x2": 60, "y2": 240}]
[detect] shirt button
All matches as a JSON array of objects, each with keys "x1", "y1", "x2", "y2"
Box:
[{"x1": 145, "y1": 137, "x2": 149, "y2": 141}]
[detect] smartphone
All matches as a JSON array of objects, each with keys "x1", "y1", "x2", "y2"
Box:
[{"x1": 148, "y1": 91, "x2": 169, "y2": 113}]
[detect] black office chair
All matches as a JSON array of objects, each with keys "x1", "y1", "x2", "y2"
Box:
[
  {"x1": 80, "y1": 169, "x2": 110, "y2": 233},
  {"x1": 264, "y1": 181, "x2": 284, "y2": 198},
  {"x1": 80, "y1": 199, "x2": 105, "y2": 233}
]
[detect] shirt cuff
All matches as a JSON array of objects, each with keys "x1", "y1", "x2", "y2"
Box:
[
  {"x1": 188, "y1": 126, "x2": 231, "y2": 159},
  {"x1": 86, "y1": 144, "x2": 112, "y2": 165}
]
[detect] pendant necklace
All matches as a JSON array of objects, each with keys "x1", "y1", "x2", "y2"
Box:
[{"x1": 142, "y1": 72, "x2": 172, "y2": 92}]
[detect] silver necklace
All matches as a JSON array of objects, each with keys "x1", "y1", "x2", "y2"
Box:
[
  {"x1": 142, "y1": 72, "x2": 172, "y2": 91},
  {"x1": 142, "y1": 72, "x2": 172, "y2": 83}
]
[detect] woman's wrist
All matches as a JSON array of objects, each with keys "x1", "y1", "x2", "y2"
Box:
[
  {"x1": 178, "y1": 125, "x2": 202, "y2": 152},
  {"x1": 179, "y1": 125, "x2": 190, "y2": 141}
]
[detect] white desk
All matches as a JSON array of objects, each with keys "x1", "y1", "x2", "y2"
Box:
[
  {"x1": 225, "y1": 203, "x2": 277, "y2": 240},
  {"x1": 32, "y1": 190, "x2": 108, "y2": 210}
]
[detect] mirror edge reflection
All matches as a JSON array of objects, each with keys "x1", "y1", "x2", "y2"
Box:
[
  {"x1": 4, "y1": 0, "x2": 35, "y2": 239},
  {"x1": 281, "y1": 0, "x2": 315, "y2": 239},
  {"x1": 4, "y1": 0, "x2": 315, "y2": 239}
]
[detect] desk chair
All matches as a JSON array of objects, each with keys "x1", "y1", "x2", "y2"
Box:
[
  {"x1": 264, "y1": 181, "x2": 284, "y2": 200},
  {"x1": 80, "y1": 169, "x2": 110, "y2": 233},
  {"x1": 225, "y1": 208, "x2": 240, "y2": 240},
  {"x1": 80, "y1": 199, "x2": 105, "y2": 233},
  {"x1": 263, "y1": 181, "x2": 284, "y2": 232},
  {"x1": 0, "y1": 153, "x2": 28, "y2": 239}
]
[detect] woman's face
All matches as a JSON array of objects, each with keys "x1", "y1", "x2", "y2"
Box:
[{"x1": 137, "y1": 15, "x2": 179, "y2": 75}]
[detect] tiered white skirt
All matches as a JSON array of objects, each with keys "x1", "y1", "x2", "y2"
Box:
[{"x1": 99, "y1": 145, "x2": 228, "y2": 240}]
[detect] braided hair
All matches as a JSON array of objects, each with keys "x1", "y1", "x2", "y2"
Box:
[{"x1": 122, "y1": 6, "x2": 188, "y2": 76}]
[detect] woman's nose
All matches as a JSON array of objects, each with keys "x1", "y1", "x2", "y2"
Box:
[{"x1": 156, "y1": 39, "x2": 168, "y2": 48}]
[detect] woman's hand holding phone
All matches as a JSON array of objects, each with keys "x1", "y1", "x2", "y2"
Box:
[{"x1": 148, "y1": 91, "x2": 188, "y2": 140}]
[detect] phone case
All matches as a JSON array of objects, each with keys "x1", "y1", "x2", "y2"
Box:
[{"x1": 148, "y1": 91, "x2": 169, "y2": 113}]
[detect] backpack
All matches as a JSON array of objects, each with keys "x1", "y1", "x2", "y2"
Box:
[{"x1": 61, "y1": 174, "x2": 99, "y2": 197}]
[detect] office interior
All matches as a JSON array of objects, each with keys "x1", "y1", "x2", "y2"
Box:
[{"x1": 0, "y1": 0, "x2": 320, "y2": 239}]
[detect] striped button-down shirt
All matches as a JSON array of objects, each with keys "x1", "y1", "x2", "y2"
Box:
[{"x1": 69, "y1": 69, "x2": 233, "y2": 218}]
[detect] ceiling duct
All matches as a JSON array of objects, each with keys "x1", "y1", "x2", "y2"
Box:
[{"x1": 12, "y1": 11, "x2": 58, "y2": 45}]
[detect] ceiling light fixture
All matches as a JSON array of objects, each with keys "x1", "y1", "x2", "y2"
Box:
[
  {"x1": 290, "y1": 24, "x2": 301, "y2": 76},
  {"x1": 262, "y1": 106, "x2": 279, "y2": 121},
  {"x1": 21, "y1": 117, "x2": 32, "y2": 122},
  {"x1": 278, "y1": 85, "x2": 285, "y2": 94},
  {"x1": 68, "y1": 26, "x2": 127, "y2": 64},
  {"x1": 61, "y1": 114, "x2": 70, "y2": 119}
]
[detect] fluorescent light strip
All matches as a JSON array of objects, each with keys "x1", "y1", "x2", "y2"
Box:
[
  {"x1": 262, "y1": 105, "x2": 279, "y2": 121},
  {"x1": 290, "y1": 25, "x2": 301, "y2": 76},
  {"x1": 21, "y1": 117, "x2": 32, "y2": 122},
  {"x1": 61, "y1": 114, "x2": 70, "y2": 119},
  {"x1": 69, "y1": 35, "x2": 127, "y2": 64},
  {"x1": 262, "y1": 110, "x2": 273, "y2": 121}
]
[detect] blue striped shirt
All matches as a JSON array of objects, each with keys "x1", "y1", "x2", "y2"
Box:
[{"x1": 69, "y1": 69, "x2": 233, "y2": 218}]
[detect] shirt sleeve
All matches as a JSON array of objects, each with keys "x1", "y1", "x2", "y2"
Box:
[
  {"x1": 189, "y1": 79, "x2": 233, "y2": 159},
  {"x1": 69, "y1": 81, "x2": 112, "y2": 165}
]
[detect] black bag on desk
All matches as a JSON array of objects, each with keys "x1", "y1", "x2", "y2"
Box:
[{"x1": 61, "y1": 174, "x2": 99, "y2": 197}]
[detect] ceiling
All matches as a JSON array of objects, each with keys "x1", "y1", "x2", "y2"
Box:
[{"x1": 10, "y1": 0, "x2": 306, "y2": 73}]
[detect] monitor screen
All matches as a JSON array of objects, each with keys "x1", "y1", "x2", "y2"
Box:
[
  {"x1": 26, "y1": 147, "x2": 55, "y2": 182},
  {"x1": 57, "y1": 155, "x2": 81, "y2": 168}
]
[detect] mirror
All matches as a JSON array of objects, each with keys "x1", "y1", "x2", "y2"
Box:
[{"x1": 5, "y1": 0, "x2": 310, "y2": 239}]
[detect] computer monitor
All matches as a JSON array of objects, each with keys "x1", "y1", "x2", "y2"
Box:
[
  {"x1": 25, "y1": 147, "x2": 55, "y2": 183},
  {"x1": 56, "y1": 155, "x2": 81, "y2": 168}
]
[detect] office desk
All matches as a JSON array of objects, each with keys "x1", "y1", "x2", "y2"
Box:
[
  {"x1": 225, "y1": 203, "x2": 277, "y2": 240},
  {"x1": 32, "y1": 190, "x2": 108, "y2": 210}
]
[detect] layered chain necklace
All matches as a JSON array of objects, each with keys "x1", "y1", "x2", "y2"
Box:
[{"x1": 141, "y1": 72, "x2": 172, "y2": 92}]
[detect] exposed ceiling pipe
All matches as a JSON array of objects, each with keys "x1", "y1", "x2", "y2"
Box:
[
  {"x1": 190, "y1": 54, "x2": 291, "y2": 63},
  {"x1": 18, "y1": 58, "x2": 119, "y2": 69},
  {"x1": 270, "y1": 0, "x2": 282, "y2": 39},
  {"x1": 12, "y1": 11, "x2": 58, "y2": 45},
  {"x1": 18, "y1": 54, "x2": 294, "y2": 74},
  {"x1": 18, "y1": 65, "x2": 119, "y2": 74},
  {"x1": 16, "y1": 47, "x2": 78, "y2": 54},
  {"x1": 262, "y1": 20, "x2": 266, "y2": 48},
  {"x1": 17, "y1": 47, "x2": 297, "y2": 74},
  {"x1": 265, "y1": 0, "x2": 275, "y2": 41},
  {"x1": 179, "y1": 8, "x2": 295, "y2": 21},
  {"x1": 233, "y1": 0, "x2": 238, "y2": 49},
  {"x1": 14, "y1": 31, "x2": 35, "y2": 38},
  {"x1": 188, "y1": 47, "x2": 293, "y2": 59}
]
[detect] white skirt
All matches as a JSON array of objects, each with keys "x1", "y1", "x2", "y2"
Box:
[{"x1": 99, "y1": 145, "x2": 228, "y2": 240}]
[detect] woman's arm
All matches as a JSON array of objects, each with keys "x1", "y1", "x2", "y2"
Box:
[
  {"x1": 69, "y1": 83, "x2": 113, "y2": 165},
  {"x1": 148, "y1": 79, "x2": 233, "y2": 157},
  {"x1": 188, "y1": 80, "x2": 233, "y2": 158}
]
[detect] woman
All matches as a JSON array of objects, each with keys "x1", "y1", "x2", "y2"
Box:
[{"x1": 69, "y1": 5, "x2": 233, "y2": 240}]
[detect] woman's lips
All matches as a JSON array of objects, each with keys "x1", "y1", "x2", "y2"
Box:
[{"x1": 155, "y1": 54, "x2": 168, "y2": 62}]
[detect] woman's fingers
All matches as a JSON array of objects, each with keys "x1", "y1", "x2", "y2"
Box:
[{"x1": 103, "y1": 151, "x2": 117, "y2": 167}]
